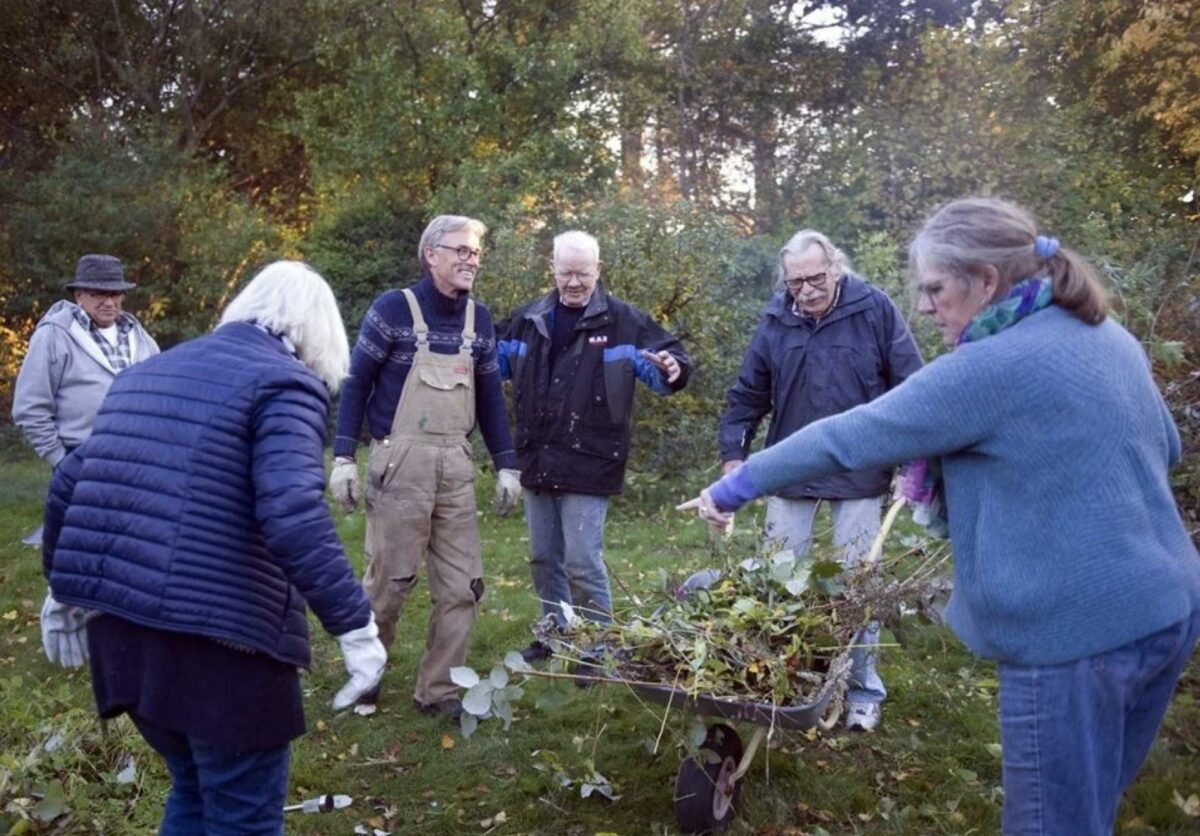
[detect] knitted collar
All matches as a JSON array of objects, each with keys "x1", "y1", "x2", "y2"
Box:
[
  {"x1": 957, "y1": 277, "x2": 1054, "y2": 346},
  {"x1": 416, "y1": 272, "x2": 469, "y2": 317}
]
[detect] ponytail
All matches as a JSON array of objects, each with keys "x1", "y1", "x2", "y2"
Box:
[{"x1": 1046, "y1": 248, "x2": 1107, "y2": 325}]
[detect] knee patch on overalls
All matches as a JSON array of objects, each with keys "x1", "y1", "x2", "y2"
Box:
[{"x1": 470, "y1": 577, "x2": 485, "y2": 603}]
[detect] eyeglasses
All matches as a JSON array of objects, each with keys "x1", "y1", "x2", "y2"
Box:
[
  {"x1": 434, "y1": 244, "x2": 484, "y2": 262},
  {"x1": 784, "y1": 271, "x2": 829, "y2": 291},
  {"x1": 78, "y1": 290, "x2": 126, "y2": 299},
  {"x1": 554, "y1": 269, "x2": 596, "y2": 282}
]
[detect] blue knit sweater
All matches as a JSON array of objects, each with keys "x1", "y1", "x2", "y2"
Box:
[
  {"x1": 334, "y1": 275, "x2": 515, "y2": 469},
  {"x1": 718, "y1": 306, "x2": 1200, "y2": 666}
]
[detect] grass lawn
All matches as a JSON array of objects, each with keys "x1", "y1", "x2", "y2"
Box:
[{"x1": 1, "y1": 447, "x2": 1197, "y2": 835}]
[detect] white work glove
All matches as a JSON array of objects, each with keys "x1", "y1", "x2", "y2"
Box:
[
  {"x1": 332, "y1": 614, "x2": 387, "y2": 710},
  {"x1": 329, "y1": 456, "x2": 360, "y2": 513},
  {"x1": 494, "y1": 468, "x2": 522, "y2": 516},
  {"x1": 40, "y1": 590, "x2": 91, "y2": 668}
]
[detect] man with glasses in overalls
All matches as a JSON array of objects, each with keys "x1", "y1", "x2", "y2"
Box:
[
  {"x1": 718, "y1": 229, "x2": 922, "y2": 732},
  {"x1": 329, "y1": 215, "x2": 519, "y2": 718}
]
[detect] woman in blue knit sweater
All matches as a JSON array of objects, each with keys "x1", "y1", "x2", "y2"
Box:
[{"x1": 682, "y1": 197, "x2": 1200, "y2": 834}]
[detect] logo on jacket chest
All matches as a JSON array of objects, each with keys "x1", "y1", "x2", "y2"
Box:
[{"x1": 587, "y1": 335, "x2": 608, "y2": 346}]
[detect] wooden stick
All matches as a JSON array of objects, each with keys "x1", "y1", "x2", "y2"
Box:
[{"x1": 865, "y1": 498, "x2": 906, "y2": 569}]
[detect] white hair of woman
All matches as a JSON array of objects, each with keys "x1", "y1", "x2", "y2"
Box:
[{"x1": 219, "y1": 260, "x2": 350, "y2": 392}]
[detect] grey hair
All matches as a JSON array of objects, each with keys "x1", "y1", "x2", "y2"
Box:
[
  {"x1": 778, "y1": 229, "x2": 851, "y2": 287},
  {"x1": 553, "y1": 230, "x2": 601, "y2": 265},
  {"x1": 417, "y1": 215, "x2": 488, "y2": 268},
  {"x1": 909, "y1": 197, "x2": 1106, "y2": 325},
  {"x1": 219, "y1": 260, "x2": 351, "y2": 392}
]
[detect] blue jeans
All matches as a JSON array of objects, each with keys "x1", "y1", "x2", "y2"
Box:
[
  {"x1": 524, "y1": 490, "x2": 612, "y2": 626},
  {"x1": 998, "y1": 609, "x2": 1200, "y2": 835},
  {"x1": 764, "y1": 496, "x2": 886, "y2": 707},
  {"x1": 132, "y1": 714, "x2": 290, "y2": 835}
]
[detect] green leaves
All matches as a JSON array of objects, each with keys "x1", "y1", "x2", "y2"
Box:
[{"x1": 451, "y1": 657, "x2": 532, "y2": 737}]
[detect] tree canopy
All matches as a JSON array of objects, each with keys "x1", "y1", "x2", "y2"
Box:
[{"x1": 2, "y1": 1, "x2": 1196, "y2": 510}]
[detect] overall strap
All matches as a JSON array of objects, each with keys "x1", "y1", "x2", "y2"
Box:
[
  {"x1": 400, "y1": 288, "x2": 429, "y2": 344},
  {"x1": 460, "y1": 299, "x2": 477, "y2": 351}
]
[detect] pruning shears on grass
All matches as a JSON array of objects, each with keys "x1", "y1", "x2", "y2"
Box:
[{"x1": 283, "y1": 793, "x2": 352, "y2": 814}]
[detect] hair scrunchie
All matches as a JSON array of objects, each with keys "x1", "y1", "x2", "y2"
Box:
[{"x1": 1034, "y1": 235, "x2": 1060, "y2": 260}]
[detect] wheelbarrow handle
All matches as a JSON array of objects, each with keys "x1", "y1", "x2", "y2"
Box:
[{"x1": 865, "y1": 497, "x2": 906, "y2": 569}]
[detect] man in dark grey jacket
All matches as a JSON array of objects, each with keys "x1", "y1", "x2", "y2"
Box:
[{"x1": 718, "y1": 229, "x2": 922, "y2": 731}]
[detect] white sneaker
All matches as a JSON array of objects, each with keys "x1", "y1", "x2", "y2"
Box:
[{"x1": 845, "y1": 702, "x2": 881, "y2": 732}]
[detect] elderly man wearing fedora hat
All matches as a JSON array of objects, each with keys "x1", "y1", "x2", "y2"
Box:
[
  {"x1": 16, "y1": 254, "x2": 159, "y2": 668},
  {"x1": 13, "y1": 254, "x2": 160, "y2": 468}
]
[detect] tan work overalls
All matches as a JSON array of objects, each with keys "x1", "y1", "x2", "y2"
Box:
[{"x1": 363, "y1": 288, "x2": 482, "y2": 705}]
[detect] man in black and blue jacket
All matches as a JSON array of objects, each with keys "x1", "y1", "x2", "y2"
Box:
[{"x1": 498, "y1": 231, "x2": 691, "y2": 661}]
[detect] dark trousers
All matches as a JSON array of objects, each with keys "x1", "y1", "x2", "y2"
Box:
[{"x1": 131, "y1": 714, "x2": 290, "y2": 836}]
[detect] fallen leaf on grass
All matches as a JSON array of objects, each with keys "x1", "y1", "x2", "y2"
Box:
[
  {"x1": 441, "y1": 734, "x2": 455, "y2": 750},
  {"x1": 115, "y1": 757, "x2": 137, "y2": 784},
  {"x1": 354, "y1": 704, "x2": 377, "y2": 716},
  {"x1": 1173, "y1": 790, "x2": 1200, "y2": 817},
  {"x1": 480, "y1": 811, "x2": 507, "y2": 828}
]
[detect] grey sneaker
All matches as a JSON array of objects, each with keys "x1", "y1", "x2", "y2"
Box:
[{"x1": 845, "y1": 702, "x2": 881, "y2": 732}]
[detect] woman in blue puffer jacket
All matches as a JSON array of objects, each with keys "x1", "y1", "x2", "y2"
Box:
[
  {"x1": 40, "y1": 261, "x2": 386, "y2": 835},
  {"x1": 682, "y1": 198, "x2": 1200, "y2": 835}
]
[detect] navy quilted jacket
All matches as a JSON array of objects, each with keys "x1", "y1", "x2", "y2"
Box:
[{"x1": 42, "y1": 323, "x2": 371, "y2": 668}]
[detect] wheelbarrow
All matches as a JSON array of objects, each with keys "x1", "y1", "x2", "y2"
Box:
[
  {"x1": 620, "y1": 498, "x2": 904, "y2": 833},
  {"x1": 624, "y1": 654, "x2": 849, "y2": 834}
]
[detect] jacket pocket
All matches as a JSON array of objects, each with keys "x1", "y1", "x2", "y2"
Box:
[
  {"x1": 825, "y1": 345, "x2": 882, "y2": 409},
  {"x1": 573, "y1": 430, "x2": 625, "y2": 462}
]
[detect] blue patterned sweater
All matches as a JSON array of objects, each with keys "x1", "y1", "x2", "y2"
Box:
[
  {"x1": 334, "y1": 275, "x2": 515, "y2": 470},
  {"x1": 716, "y1": 306, "x2": 1200, "y2": 666}
]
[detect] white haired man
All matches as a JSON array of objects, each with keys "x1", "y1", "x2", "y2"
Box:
[
  {"x1": 498, "y1": 231, "x2": 691, "y2": 661},
  {"x1": 718, "y1": 229, "x2": 923, "y2": 731},
  {"x1": 42, "y1": 261, "x2": 386, "y2": 833},
  {"x1": 329, "y1": 215, "x2": 518, "y2": 717}
]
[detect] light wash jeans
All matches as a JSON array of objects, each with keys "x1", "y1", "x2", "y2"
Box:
[
  {"x1": 998, "y1": 609, "x2": 1200, "y2": 835},
  {"x1": 525, "y1": 490, "x2": 613, "y2": 626},
  {"x1": 764, "y1": 495, "x2": 886, "y2": 707}
]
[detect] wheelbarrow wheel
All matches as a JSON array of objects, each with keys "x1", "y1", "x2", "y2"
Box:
[{"x1": 674, "y1": 723, "x2": 744, "y2": 834}]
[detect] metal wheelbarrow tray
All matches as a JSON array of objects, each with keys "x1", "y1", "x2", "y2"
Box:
[{"x1": 625, "y1": 678, "x2": 835, "y2": 731}]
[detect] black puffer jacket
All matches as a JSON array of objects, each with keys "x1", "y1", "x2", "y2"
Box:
[{"x1": 498, "y1": 285, "x2": 690, "y2": 495}]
